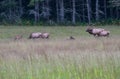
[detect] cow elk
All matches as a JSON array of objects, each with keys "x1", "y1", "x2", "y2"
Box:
[
  {"x1": 41, "y1": 33, "x2": 50, "y2": 39},
  {"x1": 98, "y1": 30, "x2": 110, "y2": 37},
  {"x1": 29, "y1": 32, "x2": 42, "y2": 39}
]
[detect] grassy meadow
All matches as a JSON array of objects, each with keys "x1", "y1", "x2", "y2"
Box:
[{"x1": 0, "y1": 25, "x2": 120, "y2": 79}]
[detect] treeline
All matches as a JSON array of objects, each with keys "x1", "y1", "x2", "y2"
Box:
[{"x1": 0, "y1": 0, "x2": 120, "y2": 25}]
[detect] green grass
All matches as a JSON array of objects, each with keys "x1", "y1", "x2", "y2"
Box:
[
  {"x1": 0, "y1": 25, "x2": 119, "y2": 39},
  {"x1": 0, "y1": 26, "x2": 86, "y2": 39},
  {"x1": 0, "y1": 25, "x2": 120, "y2": 79}
]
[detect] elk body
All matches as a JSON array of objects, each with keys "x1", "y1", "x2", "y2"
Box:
[
  {"x1": 86, "y1": 27, "x2": 104, "y2": 36},
  {"x1": 86, "y1": 27, "x2": 110, "y2": 37},
  {"x1": 98, "y1": 30, "x2": 110, "y2": 37},
  {"x1": 29, "y1": 32, "x2": 42, "y2": 39},
  {"x1": 41, "y1": 33, "x2": 50, "y2": 39},
  {"x1": 29, "y1": 32, "x2": 50, "y2": 39}
]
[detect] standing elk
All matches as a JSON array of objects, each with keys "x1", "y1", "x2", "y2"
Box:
[
  {"x1": 86, "y1": 27, "x2": 110, "y2": 37},
  {"x1": 29, "y1": 32, "x2": 42, "y2": 39},
  {"x1": 86, "y1": 27, "x2": 105, "y2": 36}
]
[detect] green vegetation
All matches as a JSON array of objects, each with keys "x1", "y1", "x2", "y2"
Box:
[
  {"x1": 0, "y1": 25, "x2": 120, "y2": 39},
  {"x1": 0, "y1": 26, "x2": 120, "y2": 79}
]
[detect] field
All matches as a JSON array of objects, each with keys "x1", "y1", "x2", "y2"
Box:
[{"x1": 0, "y1": 25, "x2": 120, "y2": 79}]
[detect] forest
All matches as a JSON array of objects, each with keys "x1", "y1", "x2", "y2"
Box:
[
  {"x1": 0, "y1": 0, "x2": 120, "y2": 25},
  {"x1": 0, "y1": 1, "x2": 120, "y2": 79}
]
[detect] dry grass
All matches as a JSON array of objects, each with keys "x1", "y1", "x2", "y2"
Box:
[
  {"x1": 0, "y1": 37, "x2": 119, "y2": 62},
  {"x1": 0, "y1": 26, "x2": 120, "y2": 79}
]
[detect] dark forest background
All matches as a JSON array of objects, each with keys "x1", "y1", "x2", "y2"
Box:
[{"x1": 0, "y1": 0, "x2": 120, "y2": 26}]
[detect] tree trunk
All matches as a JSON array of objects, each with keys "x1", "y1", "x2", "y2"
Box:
[
  {"x1": 110, "y1": 7, "x2": 113, "y2": 19},
  {"x1": 82, "y1": 0, "x2": 85, "y2": 21},
  {"x1": 46, "y1": 0, "x2": 50, "y2": 21},
  {"x1": 34, "y1": 0, "x2": 39, "y2": 24},
  {"x1": 72, "y1": 0, "x2": 76, "y2": 24},
  {"x1": 19, "y1": 0, "x2": 23, "y2": 16},
  {"x1": 18, "y1": 0, "x2": 23, "y2": 23},
  {"x1": 116, "y1": 7, "x2": 119, "y2": 19},
  {"x1": 60, "y1": 0, "x2": 64, "y2": 23},
  {"x1": 95, "y1": 0, "x2": 99, "y2": 21},
  {"x1": 8, "y1": 0, "x2": 12, "y2": 21},
  {"x1": 86, "y1": 0, "x2": 91, "y2": 24},
  {"x1": 104, "y1": 0, "x2": 107, "y2": 19},
  {"x1": 56, "y1": 0, "x2": 60, "y2": 23}
]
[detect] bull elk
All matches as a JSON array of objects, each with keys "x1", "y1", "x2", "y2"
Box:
[{"x1": 86, "y1": 27, "x2": 110, "y2": 37}]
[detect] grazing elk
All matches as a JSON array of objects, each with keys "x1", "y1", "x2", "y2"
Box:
[
  {"x1": 41, "y1": 33, "x2": 50, "y2": 39},
  {"x1": 29, "y1": 32, "x2": 42, "y2": 39},
  {"x1": 14, "y1": 35, "x2": 22, "y2": 40}
]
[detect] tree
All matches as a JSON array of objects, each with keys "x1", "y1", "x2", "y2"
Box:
[
  {"x1": 0, "y1": 0, "x2": 120, "y2": 25},
  {"x1": 86, "y1": 0, "x2": 91, "y2": 24},
  {"x1": 0, "y1": 0, "x2": 22, "y2": 24},
  {"x1": 82, "y1": 0, "x2": 85, "y2": 21},
  {"x1": 29, "y1": 0, "x2": 41, "y2": 24},
  {"x1": 95, "y1": 0, "x2": 99, "y2": 21},
  {"x1": 19, "y1": 0, "x2": 23, "y2": 16},
  {"x1": 59, "y1": 0, "x2": 65, "y2": 23},
  {"x1": 46, "y1": 0, "x2": 50, "y2": 21},
  {"x1": 110, "y1": 0, "x2": 120, "y2": 8},
  {"x1": 104, "y1": 0, "x2": 107, "y2": 19},
  {"x1": 56, "y1": 0, "x2": 60, "y2": 23},
  {"x1": 110, "y1": 0, "x2": 120, "y2": 19},
  {"x1": 72, "y1": 0, "x2": 76, "y2": 24}
]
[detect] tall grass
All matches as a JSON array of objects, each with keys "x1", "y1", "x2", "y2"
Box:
[
  {"x1": 0, "y1": 26, "x2": 120, "y2": 79},
  {"x1": 0, "y1": 37, "x2": 120, "y2": 79}
]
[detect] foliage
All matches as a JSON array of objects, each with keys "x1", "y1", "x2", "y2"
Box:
[
  {"x1": 0, "y1": 0, "x2": 16, "y2": 9},
  {"x1": 0, "y1": 0, "x2": 120, "y2": 25},
  {"x1": 29, "y1": 0, "x2": 44, "y2": 6},
  {"x1": 110, "y1": 0, "x2": 120, "y2": 8},
  {"x1": 0, "y1": 0, "x2": 22, "y2": 24}
]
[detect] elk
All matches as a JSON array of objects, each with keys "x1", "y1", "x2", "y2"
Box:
[
  {"x1": 29, "y1": 32, "x2": 42, "y2": 39},
  {"x1": 69, "y1": 36, "x2": 75, "y2": 40},
  {"x1": 14, "y1": 35, "x2": 22, "y2": 40},
  {"x1": 41, "y1": 33, "x2": 50, "y2": 39},
  {"x1": 98, "y1": 30, "x2": 110, "y2": 37},
  {"x1": 86, "y1": 27, "x2": 105, "y2": 36}
]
